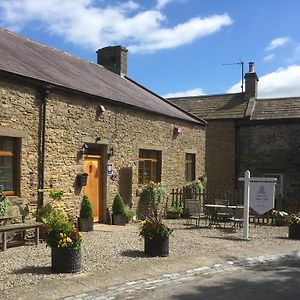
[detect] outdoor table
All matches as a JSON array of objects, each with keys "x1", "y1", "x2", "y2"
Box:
[{"x1": 204, "y1": 204, "x2": 244, "y2": 228}]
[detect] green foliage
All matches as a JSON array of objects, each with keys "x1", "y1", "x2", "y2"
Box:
[
  {"x1": 80, "y1": 195, "x2": 93, "y2": 218},
  {"x1": 34, "y1": 203, "x2": 53, "y2": 222},
  {"x1": 166, "y1": 205, "x2": 183, "y2": 214},
  {"x1": 112, "y1": 193, "x2": 126, "y2": 215},
  {"x1": 0, "y1": 190, "x2": 11, "y2": 217},
  {"x1": 139, "y1": 214, "x2": 173, "y2": 238},
  {"x1": 141, "y1": 182, "x2": 166, "y2": 214},
  {"x1": 124, "y1": 208, "x2": 136, "y2": 222},
  {"x1": 44, "y1": 207, "x2": 82, "y2": 249},
  {"x1": 186, "y1": 179, "x2": 205, "y2": 194},
  {"x1": 49, "y1": 189, "x2": 64, "y2": 201}
]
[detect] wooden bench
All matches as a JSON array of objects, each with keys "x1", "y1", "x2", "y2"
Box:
[{"x1": 0, "y1": 202, "x2": 43, "y2": 251}]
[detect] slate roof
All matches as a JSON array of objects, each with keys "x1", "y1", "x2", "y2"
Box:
[
  {"x1": 169, "y1": 93, "x2": 247, "y2": 120},
  {"x1": 170, "y1": 94, "x2": 300, "y2": 121},
  {"x1": 252, "y1": 97, "x2": 300, "y2": 120},
  {"x1": 0, "y1": 28, "x2": 203, "y2": 125}
]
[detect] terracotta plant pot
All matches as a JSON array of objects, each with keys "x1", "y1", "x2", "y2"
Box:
[{"x1": 51, "y1": 247, "x2": 81, "y2": 273}]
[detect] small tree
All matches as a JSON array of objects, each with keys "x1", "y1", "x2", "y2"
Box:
[
  {"x1": 112, "y1": 193, "x2": 125, "y2": 215},
  {"x1": 80, "y1": 196, "x2": 93, "y2": 219}
]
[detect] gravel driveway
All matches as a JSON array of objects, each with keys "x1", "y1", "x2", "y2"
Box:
[{"x1": 0, "y1": 219, "x2": 299, "y2": 298}]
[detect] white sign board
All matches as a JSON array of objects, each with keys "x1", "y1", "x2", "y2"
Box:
[{"x1": 250, "y1": 182, "x2": 275, "y2": 214}]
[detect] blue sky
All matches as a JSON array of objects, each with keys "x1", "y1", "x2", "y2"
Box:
[{"x1": 1, "y1": 0, "x2": 300, "y2": 98}]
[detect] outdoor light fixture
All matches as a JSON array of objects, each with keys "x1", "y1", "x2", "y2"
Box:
[
  {"x1": 108, "y1": 147, "x2": 114, "y2": 158},
  {"x1": 81, "y1": 143, "x2": 88, "y2": 154},
  {"x1": 95, "y1": 136, "x2": 101, "y2": 143}
]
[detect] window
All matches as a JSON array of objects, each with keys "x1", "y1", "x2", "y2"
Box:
[
  {"x1": 264, "y1": 174, "x2": 283, "y2": 197},
  {"x1": 185, "y1": 153, "x2": 195, "y2": 182},
  {"x1": 0, "y1": 137, "x2": 19, "y2": 195},
  {"x1": 138, "y1": 149, "x2": 161, "y2": 184}
]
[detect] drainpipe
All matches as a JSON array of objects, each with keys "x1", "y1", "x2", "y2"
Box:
[
  {"x1": 37, "y1": 86, "x2": 51, "y2": 208},
  {"x1": 234, "y1": 120, "x2": 240, "y2": 189}
]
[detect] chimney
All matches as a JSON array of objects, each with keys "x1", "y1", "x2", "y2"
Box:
[
  {"x1": 244, "y1": 62, "x2": 259, "y2": 99},
  {"x1": 96, "y1": 46, "x2": 128, "y2": 76}
]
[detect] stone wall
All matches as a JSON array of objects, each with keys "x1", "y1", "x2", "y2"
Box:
[
  {"x1": 205, "y1": 120, "x2": 236, "y2": 190},
  {"x1": 239, "y1": 122, "x2": 300, "y2": 208},
  {"x1": 0, "y1": 77, "x2": 205, "y2": 221}
]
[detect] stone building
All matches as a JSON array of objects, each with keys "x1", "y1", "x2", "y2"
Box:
[
  {"x1": 170, "y1": 63, "x2": 300, "y2": 209},
  {"x1": 0, "y1": 29, "x2": 206, "y2": 222}
]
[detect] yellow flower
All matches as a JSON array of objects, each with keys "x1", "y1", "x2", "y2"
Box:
[
  {"x1": 59, "y1": 233, "x2": 64, "y2": 238},
  {"x1": 66, "y1": 237, "x2": 72, "y2": 243}
]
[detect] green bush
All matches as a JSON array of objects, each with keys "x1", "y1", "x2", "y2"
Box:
[
  {"x1": 80, "y1": 195, "x2": 93, "y2": 218},
  {"x1": 112, "y1": 193, "x2": 125, "y2": 215},
  {"x1": 125, "y1": 208, "x2": 136, "y2": 222},
  {"x1": 34, "y1": 203, "x2": 53, "y2": 222}
]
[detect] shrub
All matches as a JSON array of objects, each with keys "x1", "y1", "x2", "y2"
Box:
[
  {"x1": 49, "y1": 190, "x2": 64, "y2": 201},
  {"x1": 0, "y1": 189, "x2": 11, "y2": 217},
  {"x1": 124, "y1": 208, "x2": 136, "y2": 222},
  {"x1": 141, "y1": 182, "x2": 166, "y2": 214},
  {"x1": 44, "y1": 207, "x2": 82, "y2": 249},
  {"x1": 112, "y1": 193, "x2": 125, "y2": 215},
  {"x1": 79, "y1": 195, "x2": 93, "y2": 218},
  {"x1": 139, "y1": 214, "x2": 173, "y2": 238}
]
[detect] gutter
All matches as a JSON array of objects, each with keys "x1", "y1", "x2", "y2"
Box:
[{"x1": 37, "y1": 86, "x2": 51, "y2": 208}]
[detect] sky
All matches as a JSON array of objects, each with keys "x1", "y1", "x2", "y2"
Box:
[{"x1": 0, "y1": 0, "x2": 300, "y2": 99}]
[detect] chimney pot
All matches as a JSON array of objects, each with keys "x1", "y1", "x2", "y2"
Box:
[{"x1": 249, "y1": 62, "x2": 254, "y2": 73}]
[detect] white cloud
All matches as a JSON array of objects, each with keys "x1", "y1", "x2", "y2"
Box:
[
  {"x1": 163, "y1": 87, "x2": 205, "y2": 98},
  {"x1": 156, "y1": 0, "x2": 174, "y2": 9},
  {"x1": 227, "y1": 65, "x2": 300, "y2": 98},
  {"x1": 265, "y1": 37, "x2": 290, "y2": 51},
  {"x1": 263, "y1": 54, "x2": 275, "y2": 62},
  {"x1": 0, "y1": 0, "x2": 233, "y2": 53}
]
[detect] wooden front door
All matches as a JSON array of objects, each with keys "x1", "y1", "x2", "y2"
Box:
[{"x1": 83, "y1": 155, "x2": 101, "y2": 222}]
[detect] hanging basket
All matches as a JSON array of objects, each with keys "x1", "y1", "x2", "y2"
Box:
[
  {"x1": 288, "y1": 224, "x2": 300, "y2": 240},
  {"x1": 144, "y1": 236, "x2": 169, "y2": 257},
  {"x1": 51, "y1": 247, "x2": 81, "y2": 273}
]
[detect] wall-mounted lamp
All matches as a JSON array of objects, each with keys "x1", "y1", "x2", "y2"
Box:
[
  {"x1": 95, "y1": 136, "x2": 101, "y2": 143},
  {"x1": 81, "y1": 143, "x2": 88, "y2": 155},
  {"x1": 173, "y1": 126, "x2": 181, "y2": 135},
  {"x1": 107, "y1": 147, "x2": 115, "y2": 159}
]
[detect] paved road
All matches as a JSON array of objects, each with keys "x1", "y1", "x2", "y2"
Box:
[{"x1": 117, "y1": 258, "x2": 300, "y2": 300}]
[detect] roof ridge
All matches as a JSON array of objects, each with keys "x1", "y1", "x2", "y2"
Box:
[
  {"x1": 257, "y1": 96, "x2": 300, "y2": 101},
  {"x1": 169, "y1": 92, "x2": 244, "y2": 100}
]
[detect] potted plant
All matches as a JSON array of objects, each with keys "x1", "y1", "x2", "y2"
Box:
[
  {"x1": 112, "y1": 193, "x2": 126, "y2": 226},
  {"x1": 78, "y1": 195, "x2": 93, "y2": 232},
  {"x1": 124, "y1": 207, "x2": 137, "y2": 223},
  {"x1": 287, "y1": 214, "x2": 300, "y2": 240},
  {"x1": 166, "y1": 205, "x2": 183, "y2": 219},
  {"x1": 44, "y1": 207, "x2": 82, "y2": 273},
  {"x1": 139, "y1": 213, "x2": 173, "y2": 257},
  {"x1": 0, "y1": 189, "x2": 11, "y2": 217},
  {"x1": 139, "y1": 181, "x2": 166, "y2": 217},
  {"x1": 34, "y1": 189, "x2": 64, "y2": 239},
  {"x1": 271, "y1": 209, "x2": 288, "y2": 226}
]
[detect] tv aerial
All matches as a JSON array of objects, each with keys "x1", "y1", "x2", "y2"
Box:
[{"x1": 222, "y1": 60, "x2": 244, "y2": 92}]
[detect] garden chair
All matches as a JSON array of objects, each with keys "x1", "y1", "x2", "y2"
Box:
[
  {"x1": 215, "y1": 199, "x2": 233, "y2": 228},
  {"x1": 229, "y1": 207, "x2": 244, "y2": 230},
  {"x1": 185, "y1": 200, "x2": 208, "y2": 227}
]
